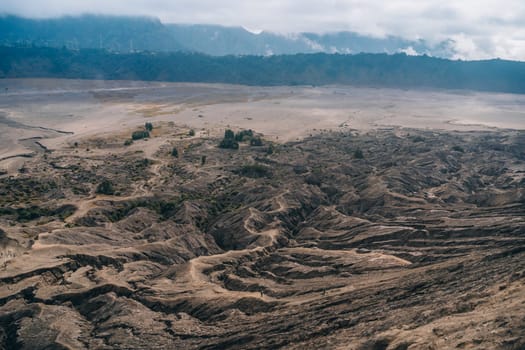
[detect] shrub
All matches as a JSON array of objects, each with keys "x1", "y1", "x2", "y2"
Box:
[
  {"x1": 132, "y1": 130, "x2": 150, "y2": 140},
  {"x1": 236, "y1": 164, "x2": 272, "y2": 178},
  {"x1": 171, "y1": 147, "x2": 179, "y2": 157},
  {"x1": 250, "y1": 137, "x2": 263, "y2": 146},
  {"x1": 305, "y1": 174, "x2": 322, "y2": 186},
  {"x1": 188, "y1": 129, "x2": 196, "y2": 136},
  {"x1": 452, "y1": 145, "x2": 465, "y2": 153},
  {"x1": 354, "y1": 148, "x2": 364, "y2": 159},
  {"x1": 235, "y1": 129, "x2": 254, "y2": 142},
  {"x1": 14, "y1": 206, "x2": 44, "y2": 222},
  {"x1": 0, "y1": 204, "x2": 76, "y2": 222},
  {"x1": 410, "y1": 135, "x2": 425, "y2": 143},
  {"x1": 219, "y1": 138, "x2": 239, "y2": 149},
  {"x1": 224, "y1": 129, "x2": 235, "y2": 139},
  {"x1": 145, "y1": 122, "x2": 153, "y2": 131},
  {"x1": 293, "y1": 165, "x2": 309, "y2": 174},
  {"x1": 96, "y1": 180, "x2": 115, "y2": 195},
  {"x1": 124, "y1": 139, "x2": 133, "y2": 146}
]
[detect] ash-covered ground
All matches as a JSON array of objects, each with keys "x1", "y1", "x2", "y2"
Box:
[
  {"x1": 1, "y1": 123, "x2": 524, "y2": 349},
  {"x1": 0, "y1": 80, "x2": 524, "y2": 349}
]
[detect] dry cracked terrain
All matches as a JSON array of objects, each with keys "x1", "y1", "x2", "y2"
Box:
[{"x1": 0, "y1": 122, "x2": 525, "y2": 349}]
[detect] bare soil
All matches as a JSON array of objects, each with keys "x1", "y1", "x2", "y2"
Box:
[{"x1": 0, "y1": 79, "x2": 524, "y2": 350}]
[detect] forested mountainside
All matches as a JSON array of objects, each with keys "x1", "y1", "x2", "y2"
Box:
[{"x1": 1, "y1": 46, "x2": 525, "y2": 93}]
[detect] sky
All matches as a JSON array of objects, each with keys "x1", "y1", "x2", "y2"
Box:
[{"x1": 2, "y1": 0, "x2": 525, "y2": 60}]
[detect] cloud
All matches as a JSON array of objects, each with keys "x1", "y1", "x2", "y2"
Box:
[
  {"x1": 400, "y1": 46, "x2": 419, "y2": 56},
  {"x1": 1, "y1": 0, "x2": 525, "y2": 60}
]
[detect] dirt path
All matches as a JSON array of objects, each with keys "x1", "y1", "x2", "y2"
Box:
[
  {"x1": 171, "y1": 191, "x2": 292, "y2": 301},
  {"x1": 184, "y1": 247, "x2": 275, "y2": 300}
]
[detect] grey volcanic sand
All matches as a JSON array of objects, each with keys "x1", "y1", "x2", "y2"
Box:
[{"x1": 0, "y1": 78, "x2": 524, "y2": 168}]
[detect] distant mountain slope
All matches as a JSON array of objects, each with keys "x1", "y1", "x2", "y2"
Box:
[
  {"x1": 2, "y1": 46, "x2": 525, "y2": 94},
  {"x1": 302, "y1": 32, "x2": 454, "y2": 56},
  {"x1": 0, "y1": 15, "x2": 184, "y2": 52},
  {"x1": 0, "y1": 15, "x2": 453, "y2": 57},
  {"x1": 165, "y1": 24, "x2": 318, "y2": 56}
]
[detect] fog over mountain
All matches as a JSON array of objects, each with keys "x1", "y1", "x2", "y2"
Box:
[
  {"x1": 2, "y1": 0, "x2": 525, "y2": 60},
  {"x1": 0, "y1": 15, "x2": 457, "y2": 58}
]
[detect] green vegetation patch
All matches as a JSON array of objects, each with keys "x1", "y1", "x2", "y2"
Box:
[
  {"x1": 219, "y1": 138, "x2": 239, "y2": 149},
  {"x1": 0, "y1": 204, "x2": 76, "y2": 222},
  {"x1": 354, "y1": 148, "x2": 364, "y2": 159},
  {"x1": 96, "y1": 180, "x2": 115, "y2": 195},
  {"x1": 100, "y1": 196, "x2": 196, "y2": 222},
  {"x1": 132, "y1": 130, "x2": 150, "y2": 140},
  {"x1": 0, "y1": 178, "x2": 59, "y2": 205},
  {"x1": 235, "y1": 164, "x2": 273, "y2": 178},
  {"x1": 235, "y1": 129, "x2": 254, "y2": 142},
  {"x1": 219, "y1": 129, "x2": 261, "y2": 149}
]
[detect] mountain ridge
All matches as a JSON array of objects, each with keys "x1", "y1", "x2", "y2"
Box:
[{"x1": 0, "y1": 14, "x2": 455, "y2": 57}]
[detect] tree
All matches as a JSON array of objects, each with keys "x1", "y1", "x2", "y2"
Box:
[
  {"x1": 145, "y1": 122, "x2": 153, "y2": 131},
  {"x1": 219, "y1": 129, "x2": 241, "y2": 149},
  {"x1": 235, "y1": 129, "x2": 253, "y2": 142},
  {"x1": 171, "y1": 147, "x2": 179, "y2": 157},
  {"x1": 201, "y1": 155, "x2": 207, "y2": 165},
  {"x1": 354, "y1": 148, "x2": 364, "y2": 159},
  {"x1": 96, "y1": 180, "x2": 114, "y2": 195},
  {"x1": 188, "y1": 129, "x2": 196, "y2": 136},
  {"x1": 224, "y1": 129, "x2": 235, "y2": 139}
]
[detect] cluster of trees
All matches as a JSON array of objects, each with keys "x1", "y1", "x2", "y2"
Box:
[
  {"x1": 218, "y1": 129, "x2": 264, "y2": 149},
  {"x1": 2, "y1": 46, "x2": 525, "y2": 93},
  {"x1": 219, "y1": 129, "x2": 239, "y2": 149},
  {"x1": 234, "y1": 129, "x2": 253, "y2": 141},
  {"x1": 219, "y1": 138, "x2": 238, "y2": 150},
  {"x1": 127, "y1": 122, "x2": 154, "y2": 144}
]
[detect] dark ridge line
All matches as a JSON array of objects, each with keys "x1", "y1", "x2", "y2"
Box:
[
  {"x1": 34, "y1": 141, "x2": 50, "y2": 152},
  {"x1": 34, "y1": 126, "x2": 74, "y2": 135},
  {"x1": 0, "y1": 153, "x2": 34, "y2": 161},
  {"x1": 0, "y1": 114, "x2": 73, "y2": 135}
]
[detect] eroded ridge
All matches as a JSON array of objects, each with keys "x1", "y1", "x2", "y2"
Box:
[{"x1": 1, "y1": 127, "x2": 524, "y2": 349}]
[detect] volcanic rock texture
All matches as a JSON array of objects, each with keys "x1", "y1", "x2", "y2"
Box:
[{"x1": 1, "y1": 128, "x2": 524, "y2": 349}]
